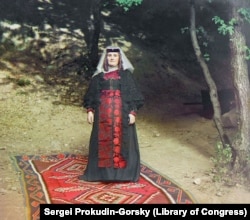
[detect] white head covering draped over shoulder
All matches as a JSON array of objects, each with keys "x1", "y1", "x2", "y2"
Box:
[{"x1": 92, "y1": 46, "x2": 134, "y2": 77}]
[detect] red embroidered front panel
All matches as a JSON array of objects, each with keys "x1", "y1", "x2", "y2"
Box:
[
  {"x1": 98, "y1": 89, "x2": 126, "y2": 168},
  {"x1": 103, "y1": 71, "x2": 121, "y2": 80}
]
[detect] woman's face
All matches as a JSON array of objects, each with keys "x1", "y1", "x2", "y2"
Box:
[{"x1": 107, "y1": 52, "x2": 120, "y2": 67}]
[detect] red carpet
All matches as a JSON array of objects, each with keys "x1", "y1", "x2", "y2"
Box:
[{"x1": 12, "y1": 153, "x2": 196, "y2": 220}]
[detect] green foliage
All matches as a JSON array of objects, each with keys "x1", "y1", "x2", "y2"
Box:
[
  {"x1": 212, "y1": 16, "x2": 237, "y2": 35},
  {"x1": 203, "y1": 53, "x2": 210, "y2": 61},
  {"x1": 244, "y1": 46, "x2": 250, "y2": 60},
  {"x1": 180, "y1": 27, "x2": 189, "y2": 34},
  {"x1": 115, "y1": 0, "x2": 143, "y2": 11},
  {"x1": 213, "y1": 10, "x2": 250, "y2": 60},
  {"x1": 196, "y1": 26, "x2": 209, "y2": 49},
  {"x1": 180, "y1": 26, "x2": 210, "y2": 61},
  {"x1": 16, "y1": 90, "x2": 28, "y2": 95},
  {"x1": 233, "y1": 6, "x2": 250, "y2": 67},
  {"x1": 238, "y1": 8, "x2": 250, "y2": 23},
  {"x1": 211, "y1": 142, "x2": 232, "y2": 182},
  {"x1": 16, "y1": 77, "x2": 31, "y2": 87}
]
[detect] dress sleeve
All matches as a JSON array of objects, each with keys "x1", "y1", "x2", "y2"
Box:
[
  {"x1": 83, "y1": 75, "x2": 100, "y2": 110},
  {"x1": 122, "y1": 70, "x2": 144, "y2": 112}
]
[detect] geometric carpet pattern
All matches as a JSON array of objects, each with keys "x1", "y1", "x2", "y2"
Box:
[{"x1": 12, "y1": 153, "x2": 196, "y2": 220}]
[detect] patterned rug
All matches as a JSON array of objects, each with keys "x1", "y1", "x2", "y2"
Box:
[{"x1": 12, "y1": 153, "x2": 196, "y2": 220}]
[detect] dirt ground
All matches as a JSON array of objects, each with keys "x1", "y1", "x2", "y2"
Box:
[{"x1": 1, "y1": 64, "x2": 250, "y2": 220}]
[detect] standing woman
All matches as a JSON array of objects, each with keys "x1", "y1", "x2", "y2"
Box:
[{"x1": 79, "y1": 46, "x2": 144, "y2": 182}]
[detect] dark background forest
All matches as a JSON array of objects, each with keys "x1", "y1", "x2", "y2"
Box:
[{"x1": 1, "y1": 0, "x2": 247, "y2": 107}]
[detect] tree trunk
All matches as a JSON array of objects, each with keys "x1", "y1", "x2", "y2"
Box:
[
  {"x1": 229, "y1": 0, "x2": 250, "y2": 173},
  {"x1": 189, "y1": 0, "x2": 231, "y2": 148},
  {"x1": 80, "y1": 0, "x2": 102, "y2": 77},
  {"x1": 89, "y1": 0, "x2": 102, "y2": 69}
]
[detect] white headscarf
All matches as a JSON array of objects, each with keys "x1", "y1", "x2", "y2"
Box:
[{"x1": 93, "y1": 46, "x2": 134, "y2": 77}]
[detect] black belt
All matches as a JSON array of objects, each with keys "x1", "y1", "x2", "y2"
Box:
[{"x1": 101, "y1": 80, "x2": 120, "y2": 90}]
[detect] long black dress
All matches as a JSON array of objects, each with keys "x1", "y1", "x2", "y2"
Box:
[{"x1": 81, "y1": 69, "x2": 144, "y2": 182}]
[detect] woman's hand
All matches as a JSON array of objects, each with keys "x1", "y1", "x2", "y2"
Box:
[
  {"x1": 87, "y1": 111, "x2": 94, "y2": 124},
  {"x1": 128, "y1": 114, "x2": 135, "y2": 125}
]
